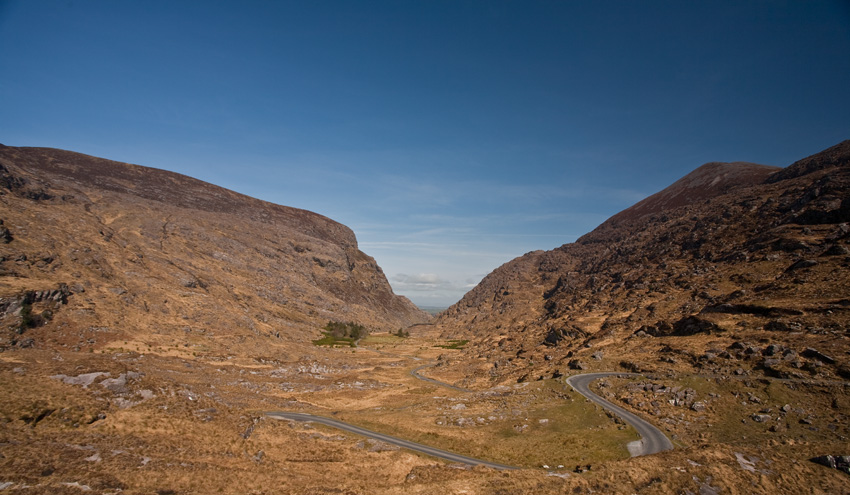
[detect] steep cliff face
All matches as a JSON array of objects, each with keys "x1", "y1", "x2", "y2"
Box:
[
  {"x1": 436, "y1": 141, "x2": 850, "y2": 386},
  {"x1": 0, "y1": 145, "x2": 429, "y2": 354}
]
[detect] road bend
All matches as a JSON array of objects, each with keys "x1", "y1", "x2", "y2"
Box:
[
  {"x1": 266, "y1": 411, "x2": 518, "y2": 470},
  {"x1": 566, "y1": 372, "x2": 673, "y2": 456},
  {"x1": 410, "y1": 363, "x2": 471, "y2": 393}
]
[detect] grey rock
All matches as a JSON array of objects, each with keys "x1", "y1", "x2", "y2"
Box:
[
  {"x1": 801, "y1": 348, "x2": 836, "y2": 365},
  {"x1": 763, "y1": 344, "x2": 783, "y2": 356},
  {"x1": 568, "y1": 359, "x2": 588, "y2": 371},
  {"x1": 811, "y1": 455, "x2": 850, "y2": 475}
]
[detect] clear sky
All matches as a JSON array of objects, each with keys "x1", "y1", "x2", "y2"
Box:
[{"x1": 2, "y1": 1, "x2": 849, "y2": 306}]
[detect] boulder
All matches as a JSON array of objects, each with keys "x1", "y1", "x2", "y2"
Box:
[
  {"x1": 751, "y1": 414, "x2": 772, "y2": 423},
  {"x1": 672, "y1": 316, "x2": 723, "y2": 336},
  {"x1": 801, "y1": 348, "x2": 836, "y2": 365},
  {"x1": 765, "y1": 320, "x2": 802, "y2": 332},
  {"x1": 810, "y1": 455, "x2": 850, "y2": 475},
  {"x1": 763, "y1": 344, "x2": 783, "y2": 356},
  {"x1": 568, "y1": 359, "x2": 588, "y2": 371},
  {"x1": 821, "y1": 244, "x2": 850, "y2": 256},
  {"x1": 786, "y1": 259, "x2": 818, "y2": 271}
]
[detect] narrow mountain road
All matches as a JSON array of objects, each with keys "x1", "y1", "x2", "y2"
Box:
[
  {"x1": 410, "y1": 363, "x2": 471, "y2": 392},
  {"x1": 266, "y1": 411, "x2": 518, "y2": 470},
  {"x1": 358, "y1": 344, "x2": 469, "y2": 392},
  {"x1": 566, "y1": 372, "x2": 673, "y2": 456}
]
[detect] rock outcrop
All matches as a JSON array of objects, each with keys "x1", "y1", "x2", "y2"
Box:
[
  {"x1": 436, "y1": 140, "x2": 850, "y2": 385},
  {"x1": 0, "y1": 144, "x2": 429, "y2": 353}
]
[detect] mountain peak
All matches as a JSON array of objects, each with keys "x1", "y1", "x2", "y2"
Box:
[{"x1": 599, "y1": 161, "x2": 780, "y2": 230}]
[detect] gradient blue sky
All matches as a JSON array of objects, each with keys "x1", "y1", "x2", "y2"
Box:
[{"x1": 2, "y1": 1, "x2": 849, "y2": 306}]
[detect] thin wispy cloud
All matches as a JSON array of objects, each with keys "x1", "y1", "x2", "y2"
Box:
[{"x1": 3, "y1": 1, "x2": 846, "y2": 307}]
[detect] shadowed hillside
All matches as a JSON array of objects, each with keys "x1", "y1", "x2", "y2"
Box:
[
  {"x1": 436, "y1": 141, "x2": 850, "y2": 386},
  {"x1": 0, "y1": 144, "x2": 429, "y2": 356}
]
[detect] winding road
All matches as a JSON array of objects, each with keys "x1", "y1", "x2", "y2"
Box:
[
  {"x1": 266, "y1": 411, "x2": 518, "y2": 470},
  {"x1": 410, "y1": 363, "x2": 471, "y2": 392},
  {"x1": 566, "y1": 372, "x2": 673, "y2": 456},
  {"x1": 267, "y1": 371, "x2": 672, "y2": 470}
]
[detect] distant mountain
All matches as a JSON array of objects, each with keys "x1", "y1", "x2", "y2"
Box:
[
  {"x1": 436, "y1": 140, "x2": 850, "y2": 386},
  {"x1": 0, "y1": 145, "x2": 429, "y2": 354},
  {"x1": 417, "y1": 306, "x2": 449, "y2": 316}
]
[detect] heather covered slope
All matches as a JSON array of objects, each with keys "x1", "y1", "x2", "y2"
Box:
[
  {"x1": 0, "y1": 144, "x2": 429, "y2": 355},
  {"x1": 436, "y1": 140, "x2": 850, "y2": 386}
]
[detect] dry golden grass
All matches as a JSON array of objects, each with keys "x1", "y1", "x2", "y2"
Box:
[{"x1": 2, "y1": 330, "x2": 848, "y2": 494}]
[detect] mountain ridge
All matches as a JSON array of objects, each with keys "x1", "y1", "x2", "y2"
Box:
[
  {"x1": 435, "y1": 140, "x2": 850, "y2": 387},
  {"x1": 0, "y1": 144, "x2": 429, "y2": 355}
]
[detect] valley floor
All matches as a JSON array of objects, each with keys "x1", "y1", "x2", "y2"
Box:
[{"x1": 1, "y1": 330, "x2": 848, "y2": 494}]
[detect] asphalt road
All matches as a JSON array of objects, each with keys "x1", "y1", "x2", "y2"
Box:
[
  {"x1": 410, "y1": 363, "x2": 471, "y2": 392},
  {"x1": 266, "y1": 411, "x2": 518, "y2": 470},
  {"x1": 565, "y1": 372, "x2": 673, "y2": 456}
]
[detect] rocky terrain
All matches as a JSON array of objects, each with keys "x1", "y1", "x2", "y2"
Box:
[
  {"x1": 426, "y1": 140, "x2": 850, "y2": 491},
  {"x1": 0, "y1": 144, "x2": 429, "y2": 357},
  {"x1": 1, "y1": 141, "x2": 849, "y2": 494},
  {"x1": 436, "y1": 140, "x2": 850, "y2": 387}
]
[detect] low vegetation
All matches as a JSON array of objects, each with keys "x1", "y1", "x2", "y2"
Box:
[
  {"x1": 312, "y1": 321, "x2": 370, "y2": 347},
  {"x1": 435, "y1": 339, "x2": 468, "y2": 350},
  {"x1": 394, "y1": 328, "x2": 409, "y2": 338}
]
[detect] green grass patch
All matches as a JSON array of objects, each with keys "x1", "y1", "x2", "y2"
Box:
[
  {"x1": 338, "y1": 380, "x2": 637, "y2": 468},
  {"x1": 313, "y1": 321, "x2": 371, "y2": 347},
  {"x1": 435, "y1": 339, "x2": 469, "y2": 350},
  {"x1": 312, "y1": 333, "x2": 357, "y2": 347},
  {"x1": 361, "y1": 334, "x2": 406, "y2": 345}
]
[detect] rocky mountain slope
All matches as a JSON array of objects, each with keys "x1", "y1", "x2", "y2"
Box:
[
  {"x1": 0, "y1": 144, "x2": 429, "y2": 356},
  {"x1": 435, "y1": 140, "x2": 850, "y2": 386}
]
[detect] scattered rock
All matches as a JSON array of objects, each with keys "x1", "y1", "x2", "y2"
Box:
[
  {"x1": 786, "y1": 259, "x2": 818, "y2": 271},
  {"x1": 763, "y1": 344, "x2": 783, "y2": 356},
  {"x1": 619, "y1": 361, "x2": 642, "y2": 372},
  {"x1": 765, "y1": 320, "x2": 802, "y2": 332},
  {"x1": 821, "y1": 244, "x2": 850, "y2": 256},
  {"x1": 801, "y1": 347, "x2": 836, "y2": 365},
  {"x1": 568, "y1": 359, "x2": 587, "y2": 370},
  {"x1": 750, "y1": 411, "x2": 769, "y2": 423},
  {"x1": 810, "y1": 455, "x2": 850, "y2": 475},
  {"x1": 735, "y1": 452, "x2": 758, "y2": 473},
  {"x1": 367, "y1": 439, "x2": 399, "y2": 453},
  {"x1": 672, "y1": 316, "x2": 723, "y2": 336},
  {"x1": 543, "y1": 326, "x2": 584, "y2": 347},
  {"x1": 0, "y1": 225, "x2": 12, "y2": 243},
  {"x1": 52, "y1": 372, "x2": 109, "y2": 388}
]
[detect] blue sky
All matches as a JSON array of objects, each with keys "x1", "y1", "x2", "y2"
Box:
[{"x1": 2, "y1": 1, "x2": 849, "y2": 306}]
